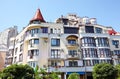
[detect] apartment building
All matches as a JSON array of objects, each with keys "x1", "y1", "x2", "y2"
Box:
[
  {"x1": 5, "y1": 9, "x2": 120, "y2": 79},
  {"x1": 0, "y1": 26, "x2": 17, "y2": 70}
]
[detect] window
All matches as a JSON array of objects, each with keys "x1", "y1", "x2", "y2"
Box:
[
  {"x1": 28, "y1": 61, "x2": 37, "y2": 68},
  {"x1": 68, "y1": 50, "x2": 77, "y2": 56},
  {"x1": 51, "y1": 61, "x2": 60, "y2": 67},
  {"x1": 68, "y1": 39, "x2": 76, "y2": 45},
  {"x1": 64, "y1": 27, "x2": 78, "y2": 34},
  {"x1": 114, "y1": 50, "x2": 120, "y2": 55},
  {"x1": 96, "y1": 37, "x2": 109, "y2": 47},
  {"x1": 95, "y1": 27, "x2": 102, "y2": 33},
  {"x1": 51, "y1": 49, "x2": 60, "y2": 58},
  {"x1": 99, "y1": 48, "x2": 111, "y2": 57},
  {"x1": 82, "y1": 48, "x2": 98, "y2": 58},
  {"x1": 20, "y1": 44, "x2": 23, "y2": 52},
  {"x1": 28, "y1": 49, "x2": 39, "y2": 59},
  {"x1": 92, "y1": 60, "x2": 99, "y2": 66},
  {"x1": 85, "y1": 26, "x2": 94, "y2": 33},
  {"x1": 34, "y1": 39, "x2": 39, "y2": 44},
  {"x1": 81, "y1": 37, "x2": 96, "y2": 46},
  {"x1": 15, "y1": 48, "x2": 18, "y2": 55},
  {"x1": 62, "y1": 18, "x2": 68, "y2": 25},
  {"x1": 83, "y1": 60, "x2": 91, "y2": 66},
  {"x1": 50, "y1": 28, "x2": 53, "y2": 33},
  {"x1": 51, "y1": 38, "x2": 60, "y2": 46},
  {"x1": 29, "y1": 28, "x2": 40, "y2": 36},
  {"x1": 19, "y1": 54, "x2": 23, "y2": 62},
  {"x1": 41, "y1": 27, "x2": 48, "y2": 33},
  {"x1": 112, "y1": 40, "x2": 119, "y2": 48},
  {"x1": 69, "y1": 61, "x2": 78, "y2": 67}
]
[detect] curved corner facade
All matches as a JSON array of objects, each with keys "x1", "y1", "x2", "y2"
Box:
[{"x1": 5, "y1": 9, "x2": 120, "y2": 79}]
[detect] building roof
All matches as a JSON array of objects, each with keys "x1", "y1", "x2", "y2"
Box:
[
  {"x1": 30, "y1": 8, "x2": 45, "y2": 22},
  {"x1": 108, "y1": 29, "x2": 117, "y2": 35}
]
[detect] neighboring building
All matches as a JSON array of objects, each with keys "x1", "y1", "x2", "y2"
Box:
[
  {"x1": 0, "y1": 26, "x2": 17, "y2": 70},
  {"x1": 5, "y1": 9, "x2": 120, "y2": 79}
]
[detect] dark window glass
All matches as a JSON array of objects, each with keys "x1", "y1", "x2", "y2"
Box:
[
  {"x1": 50, "y1": 28, "x2": 53, "y2": 33},
  {"x1": 64, "y1": 27, "x2": 78, "y2": 34},
  {"x1": 51, "y1": 39, "x2": 60, "y2": 46},
  {"x1": 62, "y1": 19, "x2": 68, "y2": 25},
  {"x1": 69, "y1": 61, "x2": 78, "y2": 67},
  {"x1": 41, "y1": 27, "x2": 48, "y2": 33},
  {"x1": 95, "y1": 27, "x2": 102, "y2": 33},
  {"x1": 85, "y1": 26, "x2": 94, "y2": 33},
  {"x1": 51, "y1": 49, "x2": 60, "y2": 58},
  {"x1": 81, "y1": 37, "x2": 96, "y2": 46},
  {"x1": 68, "y1": 39, "x2": 76, "y2": 45},
  {"x1": 34, "y1": 39, "x2": 39, "y2": 44},
  {"x1": 112, "y1": 40, "x2": 119, "y2": 48},
  {"x1": 96, "y1": 37, "x2": 109, "y2": 47}
]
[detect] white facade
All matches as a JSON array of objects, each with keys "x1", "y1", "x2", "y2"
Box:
[{"x1": 5, "y1": 9, "x2": 120, "y2": 79}]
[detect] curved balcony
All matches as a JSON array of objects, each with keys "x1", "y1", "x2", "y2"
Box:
[
  {"x1": 66, "y1": 43, "x2": 79, "y2": 48},
  {"x1": 25, "y1": 33, "x2": 39, "y2": 41},
  {"x1": 27, "y1": 56, "x2": 39, "y2": 61},
  {"x1": 66, "y1": 54, "x2": 80, "y2": 60},
  {"x1": 28, "y1": 44, "x2": 39, "y2": 50}
]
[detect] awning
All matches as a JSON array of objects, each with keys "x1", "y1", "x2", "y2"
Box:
[{"x1": 67, "y1": 72, "x2": 85, "y2": 75}]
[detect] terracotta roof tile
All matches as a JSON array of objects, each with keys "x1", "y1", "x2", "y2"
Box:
[{"x1": 30, "y1": 8, "x2": 45, "y2": 22}]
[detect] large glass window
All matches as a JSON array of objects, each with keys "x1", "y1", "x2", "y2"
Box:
[
  {"x1": 81, "y1": 37, "x2": 96, "y2": 46},
  {"x1": 68, "y1": 39, "x2": 76, "y2": 45},
  {"x1": 95, "y1": 27, "x2": 102, "y2": 33},
  {"x1": 96, "y1": 37, "x2": 109, "y2": 47},
  {"x1": 41, "y1": 27, "x2": 48, "y2": 33},
  {"x1": 114, "y1": 50, "x2": 120, "y2": 55},
  {"x1": 112, "y1": 40, "x2": 119, "y2": 48},
  {"x1": 83, "y1": 60, "x2": 91, "y2": 66},
  {"x1": 68, "y1": 50, "x2": 77, "y2": 56},
  {"x1": 85, "y1": 26, "x2": 94, "y2": 33},
  {"x1": 64, "y1": 27, "x2": 79, "y2": 34},
  {"x1": 99, "y1": 48, "x2": 111, "y2": 57},
  {"x1": 28, "y1": 61, "x2": 37, "y2": 68},
  {"x1": 28, "y1": 49, "x2": 39, "y2": 59},
  {"x1": 69, "y1": 61, "x2": 78, "y2": 67},
  {"x1": 82, "y1": 48, "x2": 98, "y2": 58},
  {"x1": 51, "y1": 49, "x2": 60, "y2": 58},
  {"x1": 34, "y1": 39, "x2": 39, "y2": 44},
  {"x1": 51, "y1": 38, "x2": 60, "y2": 46}
]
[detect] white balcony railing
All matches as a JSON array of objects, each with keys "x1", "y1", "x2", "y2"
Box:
[{"x1": 48, "y1": 66, "x2": 93, "y2": 72}]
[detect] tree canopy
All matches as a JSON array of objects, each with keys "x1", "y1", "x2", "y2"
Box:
[
  {"x1": 68, "y1": 73, "x2": 79, "y2": 79},
  {"x1": 0, "y1": 64, "x2": 34, "y2": 79},
  {"x1": 93, "y1": 63, "x2": 117, "y2": 79}
]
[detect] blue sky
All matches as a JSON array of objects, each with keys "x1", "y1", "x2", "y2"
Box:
[{"x1": 0, "y1": 0, "x2": 120, "y2": 32}]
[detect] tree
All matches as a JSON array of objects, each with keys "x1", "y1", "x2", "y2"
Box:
[
  {"x1": 34, "y1": 66, "x2": 60, "y2": 79},
  {"x1": 93, "y1": 63, "x2": 117, "y2": 79},
  {"x1": 0, "y1": 64, "x2": 34, "y2": 79},
  {"x1": 115, "y1": 64, "x2": 120, "y2": 79},
  {"x1": 68, "y1": 73, "x2": 79, "y2": 79}
]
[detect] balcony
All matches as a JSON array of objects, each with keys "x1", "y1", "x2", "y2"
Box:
[
  {"x1": 48, "y1": 66, "x2": 93, "y2": 72},
  {"x1": 28, "y1": 44, "x2": 39, "y2": 50},
  {"x1": 48, "y1": 56, "x2": 64, "y2": 60},
  {"x1": 66, "y1": 54, "x2": 80, "y2": 59},
  {"x1": 27, "y1": 55, "x2": 39, "y2": 61},
  {"x1": 66, "y1": 43, "x2": 79, "y2": 48}
]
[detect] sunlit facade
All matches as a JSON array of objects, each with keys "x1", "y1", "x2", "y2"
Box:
[{"x1": 5, "y1": 9, "x2": 120, "y2": 79}]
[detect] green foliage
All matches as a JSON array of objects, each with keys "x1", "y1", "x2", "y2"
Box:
[
  {"x1": 0, "y1": 64, "x2": 34, "y2": 79},
  {"x1": 115, "y1": 65, "x2": 120, "y2": 79},
  {"x1": 34, "y1": 66, "x2": 60, "y2": 79},
  {"x1": 93, "y1": 63, "x2": 117, "y2": 79},
  {"x1": 49, "y1": 72, "x2": 60, "y2": 79},
  {"x1": 68, "y1": 73, "x2": 79, "y2": 79}
]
